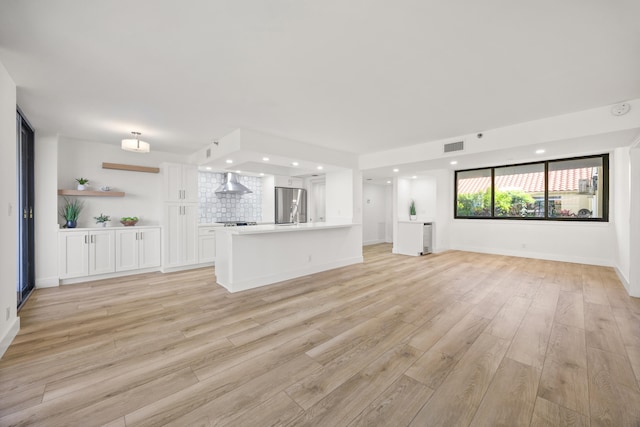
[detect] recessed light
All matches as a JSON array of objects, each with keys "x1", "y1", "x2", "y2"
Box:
[
  {"x1": 393, "y1": 168, "x2": 399, "y2": 172},
  {"x1": 536, "y1": 149, "x2": 545, "y2": 154},
  {"x1": 317, "y1": 166, "x2": 323, "y2": 170},
  {"x1": 292, "y1": 162, "x2": 299, "y2": 166},
  {"x1": 262, "y1": 157, "x2": 269, "y2": 161},
  {"x1": 236, "y1": 170, "x2": 241, "y2": 173},
  {"x1": 225, "y1": 159, "x2": 233, "y2": 164},
  {"x1": 387, "y1": 180, "x2": 391, "y2": 184},
  {"x1": 450, "y1": 161, "x2": 458, "y2": 165},
  {"x1": 259, "y1": 172, "x2": 265, "y2": 176},
  {"x1": 412, "y1": 175, "x2": 417, "y2": 179}
]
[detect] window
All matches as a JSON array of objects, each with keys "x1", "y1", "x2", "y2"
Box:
[{"x1": 455, "y1": 154, "x2": 609, "y2": 221}]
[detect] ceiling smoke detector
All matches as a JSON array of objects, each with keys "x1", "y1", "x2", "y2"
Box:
[{"x1": 611, "y1": 103, "x2": 631, "y2": 116}]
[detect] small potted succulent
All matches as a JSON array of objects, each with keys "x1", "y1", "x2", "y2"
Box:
[
  {"x1": 76, "y1": 177, "x2": 89, "y2": 191},
  {"x1": 94, "y1": 213, "x2": 111, "y2": 227},
  {"x1": 409, "y1": 200, "x2": 417, "y2": 220},
  {"x1": 59, "y1": 197, "x2": 84, "y2": 228}
]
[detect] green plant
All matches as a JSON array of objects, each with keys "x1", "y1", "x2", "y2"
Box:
[
  {"x1": 59, "y1": 197, "x2": 84, "y2": 221},
  {"x1": 120, "y1": 216, "x2": 139, "y2": 222},
  {"x1": 94, "y1": 213, "x2": 110, "y2": 223},
  {"x1": 409, "y1": 200, "x2": 416, "y2": 216},
  {"x1": 76, "y1": 177, "x2": 89, "y2": 185}
]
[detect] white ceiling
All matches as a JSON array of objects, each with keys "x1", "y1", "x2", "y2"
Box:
[{"x1": 1, "y1": 1, "x2": 639, "y2": 155}]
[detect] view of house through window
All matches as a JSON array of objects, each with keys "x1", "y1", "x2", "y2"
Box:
[{"x1": 455, "y1": 154, "x2": 608, "y2": 221}]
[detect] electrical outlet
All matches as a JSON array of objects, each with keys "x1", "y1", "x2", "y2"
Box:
[{"x1": 521, "y1": 243, "x2": 527, "y2": 249}]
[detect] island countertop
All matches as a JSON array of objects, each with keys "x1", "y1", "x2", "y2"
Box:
[{"x1": 215, "y1": 222, "x2": 359, "y2": 235}]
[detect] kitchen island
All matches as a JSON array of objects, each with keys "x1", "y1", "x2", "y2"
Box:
[{"x1": 215, "y1": 222, "x2": 363, "y2": 292}]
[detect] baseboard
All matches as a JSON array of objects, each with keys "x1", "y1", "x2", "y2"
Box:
[
  {"x1": 59, "y1": 267, "x2": 162, "y2": 285},
  {"x1": 160, "y1": 262, "x2": 214, "y2": 274},
  {"x1": 450, "y1": 245, "x2": 613, "y2": 267},
  {"x1": 219, "y1": 256, "x2": 364, "y2": 293},
  {"x1": 615, "y1": 266, "x2": 631, "y2": 293},
  {"x1": 363, "y1": 239, "x2": 385, "y2": 246},
  {"x1": 0, "y1": 317, "x2": 20, "y2": 360},
  {"x1": 36, "y1": 276, "x2": 59, "y2": 288}
]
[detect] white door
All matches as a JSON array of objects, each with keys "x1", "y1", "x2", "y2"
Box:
[
  {"x1": 183, "y1": 205, "x2": 199, "y2": 265},
  {"x1": 139, "y1": 228, "x2": 161, "y2": 269},
  {"x1": 163, "y1": 163, "x2": 183, "y2": 202},
  {"x1": 89, "y1": 230, "x2": 115, "y2": 275},
  {"x1": 58, "y1": 231, "x2": 88, "y2": 279},
  {"x1": 183, "y1": 165, "x2": 199, "y2": 202},
  {"x1": 115, "y1": 229, "x2": 139, "y2": 272}
]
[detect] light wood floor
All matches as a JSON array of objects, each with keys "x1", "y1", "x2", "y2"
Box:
[{"x1": 2, "y1": 244, "x2": 640, "y2": 426}]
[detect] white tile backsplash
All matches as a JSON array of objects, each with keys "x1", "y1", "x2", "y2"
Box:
[{"x1": 199, "y1": 172, "x2": 262, "y2": 223}]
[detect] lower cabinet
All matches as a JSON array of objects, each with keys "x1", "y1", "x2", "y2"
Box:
[
  {"x1": 59, "y1": 227, "x2": 161, "y2": 280},
  {"x1": 163, "y1": 203, "x2": 199, "y2": 269},
  {"x1": 59, "y1": 230, "x2": 115, "y2": 279},
  {"x1": 198, "y1": 226, "x2": 217, "y2": 263},
  {"x1": 115, "y1": 228, "x2": 161, "y2": 272}
]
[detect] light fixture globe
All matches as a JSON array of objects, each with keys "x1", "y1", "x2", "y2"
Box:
[{"x1": 121, "y1": 131, "x2": 150, "y2": 153}]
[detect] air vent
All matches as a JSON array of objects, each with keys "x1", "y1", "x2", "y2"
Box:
[
  {"x1": 444, "y1": 141, "x2": 464, "y2": 153},
  {"x1": 206, "y1": 148, "x2": 211, "y2": 158}
]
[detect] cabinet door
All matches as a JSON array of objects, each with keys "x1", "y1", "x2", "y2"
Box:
[
  {"x1": 163, "y1": 204, "x2": 183, "y2": 268},
  {"x1": 163, "y1": 163, "x2": 183, "y2": 202},
  {"x1": 89, "y1": 230, "x2": 115, "y2": 275},
  {"x1": 58, "y1": 231, "x2": 88, "y2": 279},
  {"x1": 182, "y1": 165, "x2": 199, "y2": 202},
  {"x1": 183, "y1": 205, "x2": 199, "y2": 265},
  {"x1": 115, "y1": 229, "x2": 139, "y2": 272},
  {"x1": 139, "y1": 228, "x2": 161, "y2": 269},
  {"x1": 198, "y1": 234, "x2": 216, "y2": 263}
]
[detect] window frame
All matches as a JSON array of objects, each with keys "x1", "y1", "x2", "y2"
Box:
[{"x1": 454, "y1": 153, "x2": 609, "y2": 222}]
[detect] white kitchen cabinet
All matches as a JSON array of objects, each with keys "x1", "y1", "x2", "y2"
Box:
[
  {"x1": 198, "y1": 226, "x2": 218, "y2": 263},
  {"x1": 163, "y1": 204, "x2": 199, "y2": 269},
  {"x1": 162, "y1": 163, "x2": 198, "y2": 202},
  {"x1": 115, "y1": 227, "x2": 161, "y2": 272},
  {"x1": 274, "y1": 175, "x2": 304, "y2": 188},
  {"x1": 59, "y1": 230, "x2": 115, "y2": 279}
]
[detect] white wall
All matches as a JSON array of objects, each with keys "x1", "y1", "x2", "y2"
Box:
[
  {"x1": 363, "y1": 183, "x2": 390, "y2": 245},
  {"x1": 34, "y1": 135, "x2": 59, "y2": 288},
  {"x1": 56, "y1": 137, "x2": 186, "y2": 228},
  {"x1": 261, "y1": 175, "x2": 275, "y2": 223},
  {"x1": 613, "y1": 147, "x2": 630, "y2": 288},
  {"x1": 629, "y1": 146, "x2": 640, "y2": 296},
  {"x1": 0, "y1": 61, "x2": 18, "y2": 358},
  {"x1": 325, "y1": 169, "x2": 355, "y2": 222}
]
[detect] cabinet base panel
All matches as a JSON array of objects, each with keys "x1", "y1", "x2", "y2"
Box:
[{"x1": 59, "y1": 267, "x2": 161, "y2": 285}]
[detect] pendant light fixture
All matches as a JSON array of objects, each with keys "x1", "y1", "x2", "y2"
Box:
[{"x1": 121, "y1": 131, "x2": 150, "y2": 153}]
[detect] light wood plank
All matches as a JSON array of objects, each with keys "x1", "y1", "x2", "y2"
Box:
[
  {"x1": 102, "y1": 162, "x2": 160, "y2": 173},
  {"x1": 530, "y1": 396, "x2": 589, "y2": 427}
]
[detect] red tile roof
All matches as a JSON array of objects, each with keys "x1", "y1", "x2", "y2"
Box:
[{"x1": 458, "y1": 168, "x2": 595, "y2": 194}]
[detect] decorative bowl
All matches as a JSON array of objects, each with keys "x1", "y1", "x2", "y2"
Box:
[{"x1": 120, "y1": 219, "x2": 138, "y2": 227}]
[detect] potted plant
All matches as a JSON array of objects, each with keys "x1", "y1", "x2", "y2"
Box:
[
  {"x1": 120, "y1": 216, "x2": 139, "y2": 226},
  {"x1": 59, "y1": 197, "x2": 84, "y2": 228},
  {"x1": 409, "y1": 200, "x2": 417, "y2": 220},
  {"x1": 94, "y1": 213, "x2": 111, "y2": 227},
  {"x1": 76, "y1": 177, "x2": 89, "y2": 191}
]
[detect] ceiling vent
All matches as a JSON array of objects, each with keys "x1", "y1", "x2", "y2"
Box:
[{"x1": 443, "y1": 140, "x2": 464, "y2": 153}]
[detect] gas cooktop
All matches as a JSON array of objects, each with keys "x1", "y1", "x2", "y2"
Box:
[{"x1": 216, "y1": 221, "x2": 258, "y2": 227}]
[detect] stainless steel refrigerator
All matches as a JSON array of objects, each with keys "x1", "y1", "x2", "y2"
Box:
[{"x1": 275, "y1": 187, "x2": 307, "y2": 224}]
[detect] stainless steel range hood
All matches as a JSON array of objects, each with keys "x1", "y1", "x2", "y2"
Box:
[{"x1": 215, "y1": 172, "x2": 253, "y2": 194}]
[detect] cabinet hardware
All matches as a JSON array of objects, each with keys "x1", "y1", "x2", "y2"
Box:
[
  {"x1": 85, "y1": 235, "x2": 88, "y2": 244},
  {"x1": 23, "y1": 208, "x2": 27, "y2": 219},
  {"x1": 29, "y1": 207, "x2": 33, "y2": 219},
  {"x1": 140, "y1": 232, "x2": 143, "y2": 240},
  {"x1": 135, "y1": 232, "x2": 138, "y2": 240},
  {"x1": 91, "y1": 235, "x2": 94, "y2": 243}
]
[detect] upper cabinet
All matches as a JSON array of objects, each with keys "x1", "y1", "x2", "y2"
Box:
[
  {"x1": 274, "y1": 175, "x2": 304, "y2": 188},
  {"x1": 162, "y1": 163, "x2": 198, "y2": 202}
]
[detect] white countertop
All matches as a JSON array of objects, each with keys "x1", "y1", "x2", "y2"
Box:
[
  {"x1": 215, "y1": 222, "x2": 359, "y2": 235},
  {"x1": 397, "y1": 220, "x2": 434, "y2": 224},
  {"x1": 59, "y1": 225, "x2": 161, "y2": 231}
]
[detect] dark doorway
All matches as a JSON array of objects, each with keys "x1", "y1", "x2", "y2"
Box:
[{"x1": 17, "y1": 108, "x2": 35, "y2": 308}]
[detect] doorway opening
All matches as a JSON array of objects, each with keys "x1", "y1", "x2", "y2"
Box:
[{"x1": 17, "y1": 108, "x2": 35, "y2": 309}]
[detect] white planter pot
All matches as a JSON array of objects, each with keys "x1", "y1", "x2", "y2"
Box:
[
  {"x1": 410, "y1": 215, "x2": 417, "y2": 221},
  {"x1": 77, "y1": 184, "x2": 86, "y2": 191}
]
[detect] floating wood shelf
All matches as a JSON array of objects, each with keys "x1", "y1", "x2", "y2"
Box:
[
  {"x1": 102, "y1": 162, "x2": 160, "y2": 173},
  {"x1": 58, "y1": 190, "x2": 125, "y2": 197}
]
